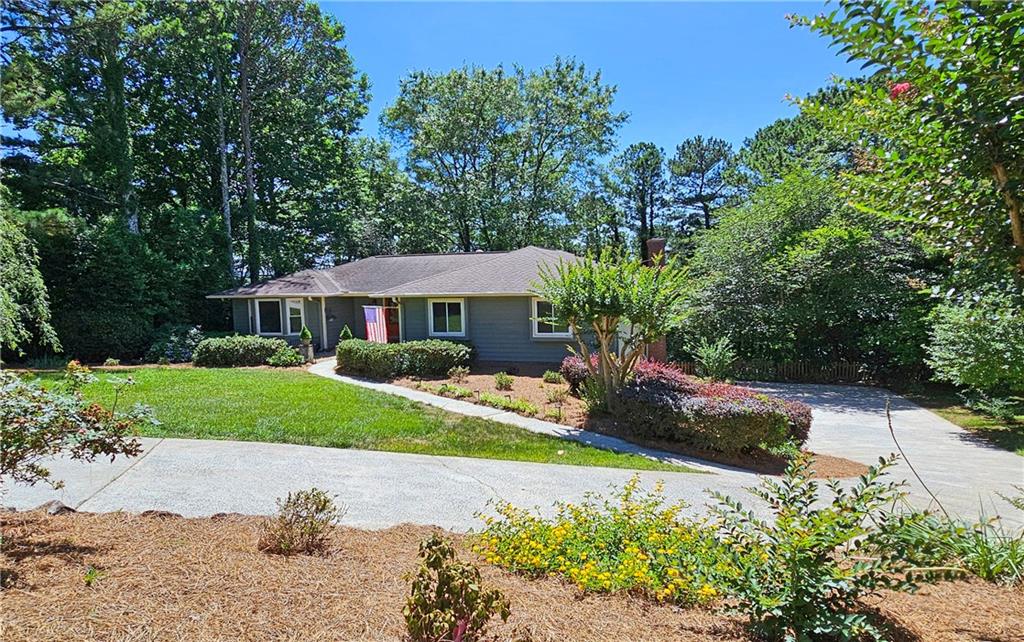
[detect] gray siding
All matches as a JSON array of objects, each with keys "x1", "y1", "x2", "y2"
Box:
[
  {"x1": 401, "y1": 296, "x2": 573, "y2": 364},
  {"x1": 230, "y1": 297, "x2": 328, "y2": 349}
]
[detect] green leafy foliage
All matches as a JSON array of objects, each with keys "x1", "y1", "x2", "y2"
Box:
[
  {"x1": 678, "y1": 172, "x2": 934, "y2": 372},
  {"x1": 447, "y1": 365, "x2": 470, "y2": 382},
  {"x1": 493, "y1": 372, "x2": 514, "y2": 391},
  {"x1": 266, "y1": 346, "x2": 305, "y2": 368},
  {"x1": 0, "y1": 195, "x2": 59, "y2": 357},
  {"x1": 690, "y1": 337, "x2": 736, "y2": 382},
  {"x1": 338, "y1": 325, "x2": 354, "y2": 342},
  {"x1": 533, "y1": 248, "x2": 688, "y2": 409},
  {"x1": 144, "y1": 324, "x2": 206, "y2": 364},
  {"x1": 192, "y1": 335, "x2": 290, "y2": 367},
  {"x1": 299, "y1": 325, "x2": 313, "y2": 345},
  {"x1": 710, "y1": 453, "x2": 923, "y2": 642},
  {"x1": 335, "y1": 339, "x2": 471, "y2": 379},
  {"x1": 478, "y1": 392, "x2": 538, "y2": 416},
  {"x1": 541, "y1": 370, "x2": 563, "y2": 384},
  {"x1": 793, "y1": 0, "x2": 1024, "y2": 295},
  {"x1": 874, "y1": 511, "x2": 1023, "y2": 586},
  {"x1": 0, "y1": 362, "x2": 147, "y2": 488},
  {"x1": 404, "y1": 534, "x2": 510, "y2": 642},
  {"x1": 257, "y1": 488, "x2": 344, "y2": 556},
  {"x1": 478, "y1": 476, "x2": 727, "y2": 605},
  {"x1": 926, "y1": 294, "x2": 1024, "y2": 395}
]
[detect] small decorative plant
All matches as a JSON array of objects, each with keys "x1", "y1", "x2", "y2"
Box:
[
  {"x1": 404, "y1": 534, "x2": 510, "y2": 642},
  {"x1": 545, "y1": 388, "x2": 568, "y2": 404},
  {"x1": 267, "y1": 346, "x2": 304, "y2": 368},
  {"x1": 542, "y1": 370, "x2": 563, "y2": 384},
  {"x1": 299, "y1": 324, "x2": 313, "y2": 346},
  {"x1": 102, "y1": 357, "x2": 120, "y2": 367},
  {"x1": 494, "y1": 372, "x2": 514, "y2": 391},
  {"x1": 448, "y1": 365, "x2": 470, "y2": 383},
  {"x1": 338, "y1": 324, "x2": 354, "y2": 342},
  {"x1": 257, "y1": 488, "x2": 344, "y2": 556}
]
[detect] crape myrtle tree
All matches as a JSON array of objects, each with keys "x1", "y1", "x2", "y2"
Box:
[
  {"x1": 532, "y1": 249, "x2": 688, "y2": 410},
  {"x1": 793, "y1": 0, "x2": 1024, "y2": 394}
]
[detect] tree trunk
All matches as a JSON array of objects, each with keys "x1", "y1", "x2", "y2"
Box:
[
  {"x1": 702, "y1": 202, "x2": 711, "y2": 229},
  {"x1": 993, "y1": 162, "x2": 1024, "y2": 276},
  {"x1": 237, "y1": 3, "x2": 259, "y2": 284},
  {"x1": 216, "y1": 64, "x2": 233, "y2": 280},
  {"x1": 99, "y1": 29, "x2": 138, "y2": 233}
]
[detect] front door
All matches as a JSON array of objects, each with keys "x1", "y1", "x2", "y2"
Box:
[{"x1": 383, "y1": 306, "x2": 401, "y2": 343}]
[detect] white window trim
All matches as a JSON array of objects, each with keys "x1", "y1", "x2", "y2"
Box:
[
  {"x1": 286, "y1": 298, "x2": 305, "y2": 336},
  {"x1": 427, "y1": 298, "x2": 466, "y2": 338},
  {"x1": 531, "y1": 297, "x2": 573, "y2": 339},
  {"x1": 254, "y1": 299, "x2": 284, "y2": 335}
]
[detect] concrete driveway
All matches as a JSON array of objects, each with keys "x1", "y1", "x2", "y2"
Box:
[{"x1": 4, "y1": 381, "x2": 1021, "y2": 531}]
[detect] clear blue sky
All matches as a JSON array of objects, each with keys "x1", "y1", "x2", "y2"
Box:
[{"x1": 326, "y1": 1, "x2": 858, "y2": 154}]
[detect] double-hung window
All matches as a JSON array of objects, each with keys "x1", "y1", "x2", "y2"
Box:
[
  {"x1": 428, "y1": 298, "x2": 465, "y2": 337},
  {"x1": 532, "y1": 298, "x2": 572, "y2": 338},
  {"x1": 286, "y1": 299, "x2": 304, "y2": 335},
  {"x1": 256, "y1": 299, "x2": 283, "y2": 334}
]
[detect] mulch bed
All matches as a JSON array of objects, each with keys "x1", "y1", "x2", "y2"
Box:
[
  {"x1": 3, "y1": 511, "x2": 1022, "y2": 642},
  {"x1": 396, "y1": 362, "x2": 868, "y2": 479}
]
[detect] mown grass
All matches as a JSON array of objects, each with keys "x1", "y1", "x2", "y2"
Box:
[
  {"x1": 901, "y1": 384, "x2": 1024, "y2": 456},
  {"x1": 32, "y1": 367, "x2": 693, "y2": 472}
]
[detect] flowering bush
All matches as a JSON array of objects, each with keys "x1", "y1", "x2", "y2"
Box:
[
  {"x1": 144, "y1": 324, "x2": 205, "y2": 363},
  {"x1": 477, "y1": 476, "x2": 731, "y2": 606}
]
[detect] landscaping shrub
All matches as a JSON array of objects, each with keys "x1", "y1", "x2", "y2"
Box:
[
  {"x1": 0, "y1": 362, "x2": 147, "y2": 488},
  {"x1": 616, "y1": 383, "x2": 791, "y2": 453},
  {"x1": 542, "y1": 370, "x2": 563, "y2": 384},
  {"x1": 494, "y1": 372, "x2": 513, "y2": 391},
  {"x1": 632, "y1": 359, "x2": 700, "y2": 394},
  {"x1": 405, "y1": 534, "x2": 510, "y2": 642},
  {"x1": 560, "y1": 354, "x2": 596, "y2": 395},
  {"x1": 690, "y1": 337, "x2": 737, "y2": 381},
  {"x1": 447, "y1": 365, "x2": 469, "y2": 383},
  {"x1": 102, "y1": 358, "x2": 120, "y2": 367},
  {"x1": 193, "y1": 335, "x2": 289, "y2": 367},
  {"x1": 144, "y1": 324, "x2": 205, "y2": 364},
  {"x1": 266, "y1": 346, "x2": 305, "y2": 368},
  {"x1": 299, "y1": 325, "x2": 313, "y2": 344},
  {"x1": 257, "y1": 488, "x2": 344, "y2": 556},
  {"x1": 338, "y1": 324, "x2": 354, "y2": 341},
  {"x1": 335, "y1": 339, "x2": 471, "y2": 379},
  {"x1": 926, "y1": 295, "x2": 1024, "y2": 396},
  {"x1": 477, "y1": 475, "x2": 728, "y2": 605},
  {"x1": 710, "y1": 453, "x2": 935, "y2": 642}
]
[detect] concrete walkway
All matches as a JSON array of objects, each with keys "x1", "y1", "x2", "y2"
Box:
[
  {"x1": 4, "y1": 368, "x2": 1021, "y2": 530},
  {"x1": 2, "y1": 438, "x2": 755, "y2": 532}
]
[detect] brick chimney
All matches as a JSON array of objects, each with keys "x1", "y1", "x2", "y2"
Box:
[{"x1": 644, "y1": 237, "x2": 669, "y2": 362}]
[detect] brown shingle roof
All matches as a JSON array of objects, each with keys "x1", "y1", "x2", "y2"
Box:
[{"x1": 207, "y1": 246, "x2": 578, "y2": 299}]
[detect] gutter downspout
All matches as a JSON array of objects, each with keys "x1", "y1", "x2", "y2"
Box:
[{"x1": 320, "y1": 296, "x2": 328, "y2": 351}]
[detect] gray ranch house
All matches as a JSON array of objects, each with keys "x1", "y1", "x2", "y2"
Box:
[{"x1": 207, "y1": 246, "x2": 579, "y2": 363}]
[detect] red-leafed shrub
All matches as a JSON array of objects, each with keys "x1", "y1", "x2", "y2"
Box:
[
  {"x1": 781, "y1": 399, "x2": 812, "y2": 445},
  {"x1": 616, "y1": 384, "x2": 790, "y2": 453},
  {"x1": 631, "y1": 359, "x2": 701, "y2": 394},
  {"x1": 560, "y1": 355, "x2": 597, "y2": 395}
]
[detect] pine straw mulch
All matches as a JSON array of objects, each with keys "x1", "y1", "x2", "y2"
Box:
[
  {"x1": 396, "y1": 362, "x2": 868, "y2": 479},
  {"x1": 4, "y1": 511, "x2": 1023, "y2": 642}
]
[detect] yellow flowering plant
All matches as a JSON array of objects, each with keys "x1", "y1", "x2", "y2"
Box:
[{"x1": 475, "y1": 475, "x2": 734, "y2": 606}]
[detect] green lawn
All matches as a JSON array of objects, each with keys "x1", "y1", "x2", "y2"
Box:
[
  {"x1": 902, "y1": 384, "x2": 1024, "y2": 456},
  {"x1": 36, "y1": 367, "x2": 692, "y2": 472}
]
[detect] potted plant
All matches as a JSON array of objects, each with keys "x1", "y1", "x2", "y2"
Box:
[{"x1": 298, "y1": 325, "x2": 314, "y2": 363}]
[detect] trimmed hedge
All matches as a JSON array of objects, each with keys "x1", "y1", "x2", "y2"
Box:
[
  {"x1": 335, "y1": 339, "x2": 472, "y2": 379},
  {"x1": 617, "y1": 383, "x2": 791, "y2": 453},
  {"x1": 193, "y1": 335, "x2": 290, "y2": 367}
]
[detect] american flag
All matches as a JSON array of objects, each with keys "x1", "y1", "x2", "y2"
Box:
[{"x1": 363, "y1": 306, "x2": 388, "y2": 343}]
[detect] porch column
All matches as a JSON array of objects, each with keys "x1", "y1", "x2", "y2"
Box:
[{"x1": 320, "y1": 296, "x2": 328, "y2": 351}]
